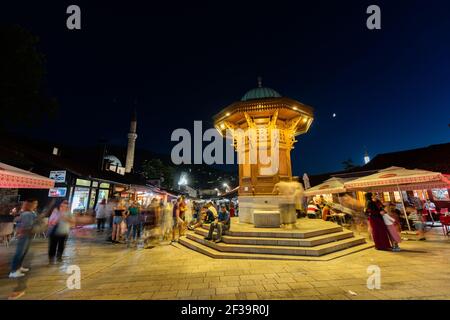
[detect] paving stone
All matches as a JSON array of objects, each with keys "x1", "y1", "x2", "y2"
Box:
[
  {"x1": 191, "y1": 288, "x2": 216, "y2": 297},
  {"x1": 152, "y1": 290, "x2": 178, "y2": 299}
]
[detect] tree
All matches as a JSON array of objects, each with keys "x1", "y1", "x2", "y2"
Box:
[
  {"x1": 141, "y1": 159, "x2": 174, "y2": 189},
  {"x1": 342, "y1": 158, "x2": 358, "y2": 170},
  {"x1": 0, "y1": 25, "x2": 57, "y2": 129}
]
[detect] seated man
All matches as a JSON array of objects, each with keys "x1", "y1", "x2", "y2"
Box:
[
  {"x1": 205, "y1": 202, "x2": 218, "y2": 223},
  {"x1": 205, "y1": 205, "x2": 230, "y2": 243},
  {"x1": 408, "y1": 209, "x2": 426, "y2": 240},
  {"x1": 321, "y1": 204, "x2": 330, "y2": 221},
  {"x1": 188, "y1": 206, "x2": 207, "y2": 230},
  {"x1": 306, "y1": 200, "x2": 319, "y2": 219}
]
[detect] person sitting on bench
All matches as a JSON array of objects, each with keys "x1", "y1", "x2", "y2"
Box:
[{"x1": 205, "y1": 205, "x2": 230, "y2": 243}]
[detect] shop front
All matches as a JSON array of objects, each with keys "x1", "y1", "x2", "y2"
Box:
[{"x1": 69, "y1": 178, "x2": 112, "y2": 214}]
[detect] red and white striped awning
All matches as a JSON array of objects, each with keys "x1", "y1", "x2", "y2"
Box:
[
  {"x1": 344, "y1": 166, "x2": 450, "y2": 192},
  {"x1": 0, "y1": 162, "x2": 55, "y2": 189}
]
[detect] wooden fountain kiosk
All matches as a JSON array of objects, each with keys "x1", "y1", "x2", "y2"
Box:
[
  {"x1": 180, "y1": 85, "x2": 369, "y2": 259},
  {"x1": 213, "y1": 79, "x2": 314, "y2": 225}
]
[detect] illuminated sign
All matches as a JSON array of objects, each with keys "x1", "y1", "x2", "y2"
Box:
[
  {"x1": 48, "y1": 187, "x2": 67, "y2": 197},
  {"x1": 49, "y1": 170, "x2": 66, "y2": 183}
]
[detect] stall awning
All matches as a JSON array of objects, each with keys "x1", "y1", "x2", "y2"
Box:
[
  {"x1": 304, "y1": 177, "x2": 354, "y2": 196},
  {"x1": 0, "y1": 162, "x2": 55, "y2": 189},
  {"x1": 344, "y1": 166, "x2": 450, "y2": 192}
]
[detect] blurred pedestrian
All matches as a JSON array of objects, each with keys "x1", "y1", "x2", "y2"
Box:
[
  {"x1": 48, "y1": 199, "x2": 75, "y2": 263},
  {"x1": 126, "y1": 201, "x2": 140, "y2": 246},
  {"x1": 381, "y1": 205, "x2": 402, "y2": 251},
  {"x1": 9, "y1": 198, "x2": 38, "y2": 278},
  {"x1": 105, "y1": 199, "x2": 116, "y2": 242},
  {"x1": 408, "y1": 208, "x2": 426, "y2": 240},
  {"x1": 365, "y1": 193, "x2": 392, "y2": 250},
  {"x1": 95, "y1": 199, "x2": 107, "y2": 232}
]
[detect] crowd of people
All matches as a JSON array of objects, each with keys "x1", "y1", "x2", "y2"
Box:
[
  {"x1": 362, "y1": 193, "x2": 441, "y2": 251},
  {"x1": 5, "y1": 190, "x2": 442, "y2": 279},
  {"x1": 93, "y1": 196, "x2": 236, "y2": 245},
  {"x1": 305, "y1": 195, "x2": 351, "y2": 223},
  {"x1": 5, "y1": 195, "x2": 237, "y2": 279}
]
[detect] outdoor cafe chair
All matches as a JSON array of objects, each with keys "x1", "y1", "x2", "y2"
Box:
[
  {"x1": 0, "y1": 222, "x2": 15, "y2": 247},
  {"x1": 33, "y1": 217, "x2": 48, "y2": 239},
  {"x1": 439, "y1": 214, "x2": 450, "y2": 236}
]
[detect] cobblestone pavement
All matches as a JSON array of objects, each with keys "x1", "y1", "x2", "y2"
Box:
[{"x1": 1, "y1": 226, "x2": 450, "y2": 300}]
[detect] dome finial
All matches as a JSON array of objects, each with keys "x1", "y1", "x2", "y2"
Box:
[{"x1": 257, "y1": 76, "x2": 262, "y2": 88}]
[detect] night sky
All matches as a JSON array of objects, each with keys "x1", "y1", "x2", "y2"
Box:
[{"x1": 1, "y1": 0, "x2": 449, "y2": 176}]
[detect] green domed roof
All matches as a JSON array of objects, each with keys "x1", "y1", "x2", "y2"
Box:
[
  {"x1": 241, "y1": 87, "x2": 282, "y2": 101},
  {"x1": 241, "y1": 77, "x2": 282, "y2": 101}
]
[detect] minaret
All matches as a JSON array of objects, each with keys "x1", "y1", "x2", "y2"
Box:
[
  {"x1": 125, "y1": 110, "x2": 137, "y2": 173},
  {"x1": 364, "y1": 148, "x2": 370, "y2": 165}
]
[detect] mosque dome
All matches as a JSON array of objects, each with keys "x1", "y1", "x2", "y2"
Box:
[{"x1": 104, "y1": 155, "x2": 122, "y2": 167}]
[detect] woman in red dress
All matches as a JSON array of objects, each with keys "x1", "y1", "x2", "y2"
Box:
[{"x1": 365, "y1": 193, "x2": 392, "y2": 250}]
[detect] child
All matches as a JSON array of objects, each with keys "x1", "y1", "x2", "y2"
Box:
[{"x1": 381, "y1": 207, "x2": 402, "y2": 251}]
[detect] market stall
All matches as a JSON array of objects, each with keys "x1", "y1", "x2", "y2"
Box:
[
  {"x1": 345, "y1": 166, "x2": 450, "y2": 230},
  {"x1": 0, "y1": 162, "x2": 55, "y2": 245},
  {"x1": 303, "y1": 177, "x2": 360, "y2": 224},
  {"x1": 0, "y1": 162, "x2": 55, "y2": 189}
]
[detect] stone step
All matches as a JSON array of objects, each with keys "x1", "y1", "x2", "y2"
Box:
[
  {"x1": 178, "y1": 237, "x2": 374, "y2": 261},
  {"x1": 194, "y1": 228, "x2": 355, "y2": 247},
  {"x1": 186, "y1": 232, "x2": 366, "y2": 256},
  {"x1": 199, "y1": 224, "x2": 343, "y2": 239}
]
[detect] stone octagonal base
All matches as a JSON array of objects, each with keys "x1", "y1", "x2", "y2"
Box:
[{"x1": 238, "y1": 195, "x2": 282, "y2": 224}]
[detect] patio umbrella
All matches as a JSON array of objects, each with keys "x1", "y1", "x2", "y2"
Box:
[
  {"x1": 344, "y1": 166, "x2": 450, "y2": 231},
  {"x1": 0, "y1": 162, "x2": 55, "y2": 189}
]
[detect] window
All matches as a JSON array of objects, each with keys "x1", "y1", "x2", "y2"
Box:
[
  {"x1": 89, "y1": 189, "x2": 97, "y2": 209},
  {"x1": 76, "y1": 179, "x2": 91, "y2": 187},
  {"x1": 393, "y1": 191, "x2": 402, "y2": 202},
  {"x1": 100, "y1": 183, "x2": 110, "y2": 189},
  {"x1": 431, "y1": 189, "x2": 450, "y2": 201},
  {"x1": 71, "y1": 187, "x2": 90, "y2": 213},
  {"x1": 92, "y1": 181, "x2": 99, "y2": 188},
  {"x1": 383, "y1": 192, "x2": 391, "y2": 202},
  {"x1": 413, "y1": 190, "x2": 428, "y2": 200},
  {"x1": 98, "y1": 189, "x2": 109, "y2": 203}
]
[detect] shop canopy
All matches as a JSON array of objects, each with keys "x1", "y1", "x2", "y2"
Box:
[
  {"x1": 344, "y1": 166, "x2": 450, "y2": 192},
  {"x1": 0, "y1": 162, "x2": 55, "y2": 189},
  {"x1": 304, "y1": 177, "x2": 354, "y2": 196}
]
